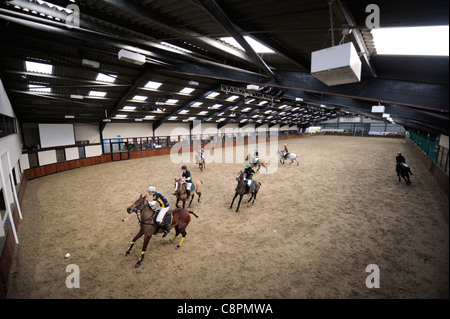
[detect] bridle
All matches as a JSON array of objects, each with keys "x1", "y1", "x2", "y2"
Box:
[{"x1": 129, "y1": 197, "x2": 154, "y2": 225}]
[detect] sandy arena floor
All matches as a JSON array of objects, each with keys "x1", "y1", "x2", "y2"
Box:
[{"x1": 6, "y1": 135, "x2": 449, "y2": 298}]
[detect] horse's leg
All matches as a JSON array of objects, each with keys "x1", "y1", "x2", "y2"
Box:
[
  {"x1": 251, "y1": 191, "x2": 258, "y2": 204},
  {"x1": 230, "y1": 192, "x2": 238, "y2": 209},
  {"x1": 176, "y1": 197, "x2": 180, "y2": 208},
  {"x1": 197, "y1": 192, "x2": 201, "y2": 202},
  {"x1": 188, "y1": 194, "x2": 194, "y2": 207},
  {"x1": 125, "y1": 228, "x2": 144, "y2": 256},
  {"x1": 170, "y1": 226, "x2": 181, "y2": 244},
  {"x1": 176, "y1": 228, "x2": 187, "y2": 249},
  {"x1": 236, "y1": 194, "x2": 243, "y2": 212},
  {"x1": 247, "y1": 193, "x2": 253, "y2": 202},
  {"x1": 135, "y1": 234, "x2": 151, "y2": 268},
  {"x1": 296, "y1": 158, "x2": 299, "y2": 166}
]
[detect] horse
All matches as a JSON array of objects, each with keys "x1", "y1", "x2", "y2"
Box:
[
  {"x1": 396, "y1": 163, "x2": 412, "y2": 185},
  {"x1": 245, "y1": 154, "x2": 268, "y2": 172},
  {"x1": 276, "y1": 149, "x2": 299, "y2": 166},
  {"x1": 229, "y1": 170, "x2": 261, "y2": 212},
  {"x1": 195, "y1": 152, "x2": 205, "y2": 171},
  {"x1": 174, "y1": 178, "x2": 203, "y2": 208},
  {"x1": 125, "y1": 194, "x2": 198, "y2": 267}
]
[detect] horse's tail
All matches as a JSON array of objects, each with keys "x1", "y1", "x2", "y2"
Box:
[{"x1": 189, "y1": 210, "x2": 199, "y2": 218}]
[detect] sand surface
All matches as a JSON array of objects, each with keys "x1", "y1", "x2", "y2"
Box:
[{"x1": 7, "y1": 135, "x2": 449, "y2": 298}]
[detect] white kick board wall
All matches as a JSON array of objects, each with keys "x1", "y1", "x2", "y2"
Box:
[{"x1": 38, "y1": 124, "x2": 75, "y2": 148}]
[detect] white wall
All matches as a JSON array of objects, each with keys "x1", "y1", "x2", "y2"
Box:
[
  {"x1": 154, "y1": 123, "x2": 190, "y2": 136},
  {"x1": 103, "y1": 122, "x2": 153, "y2": 139}
]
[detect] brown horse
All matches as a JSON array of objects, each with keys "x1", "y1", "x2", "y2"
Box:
[
  {"x1": 245, "y1": 154, "x2": 268, "y2": 172},
  {"x1": 230, "y1": 170, "x2": 261, "y2": 212},
  {"x1": 174, "y1": 178, "x2": 203, "y2": 208},
  {"x1": 125, "y1": 194, "x2": 198, "y2": 267}
]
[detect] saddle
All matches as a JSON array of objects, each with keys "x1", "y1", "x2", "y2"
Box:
[{"x1": 150, "y1": 210, "x2": 173, "y2": 228}]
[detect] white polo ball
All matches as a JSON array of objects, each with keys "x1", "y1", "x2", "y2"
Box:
[{"x1": 65, "y1": 253, "x2": 70, "y2": 258}]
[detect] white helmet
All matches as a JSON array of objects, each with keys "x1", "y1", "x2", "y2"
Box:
[{"x1": 147, "y1": 186, "x2": 156, "y2": 192}]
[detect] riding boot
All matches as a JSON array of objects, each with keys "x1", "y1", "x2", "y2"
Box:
[
  {"x1": 162, "y1": 224, "x2": 170, "y2": 238},
  {"x1": 186, "y1": 190, "x2": 191, "y2": 197}
]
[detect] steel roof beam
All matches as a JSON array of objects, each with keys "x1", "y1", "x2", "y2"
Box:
[{"x1": 192, "y1": 0, "x2": 277, "y2": 79}]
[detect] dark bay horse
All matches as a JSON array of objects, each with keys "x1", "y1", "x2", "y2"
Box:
[
  {"x1": 174, "y1": 178, "x2": 203, "y2": 208},
  {"x1": 230, "y1": 170, "x2": 261, "y2": 212},
  {"x1": 396, "y1": 164, "x2": 412, "y2": 185},
  {"x1": 125, "y1": 194, "x2": 198, "y2": 267}
]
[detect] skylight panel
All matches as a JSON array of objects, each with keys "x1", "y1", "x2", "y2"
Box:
[
  {"x1": 96, "y1": 73, "x2": 116, "y2": 83},
  {"x1": 115, "y1": 114, "x2": 127, "y2": 118},
  {"x1": 226, "y1": 95, "x2": 239, "y2": 102},
  {"x1": 207, "y1": 92, "x2": 220, "y2": 98},
  {"x1": 88, "y1": 90, "x2": 107, "y2": 97},
  {"x1": 241, "y1": 107, "x2": 252, "y2": 112},
  {"x1": 123, "y1": 106, "x2": 136, "y2": 110},
  {"x1": 28, "y1": 84, "x2": 51, "y2": 92},
  {"x1": 187, "y1": 117, "x2": 197, "y2": 121},
  {"x1": 166, "y1": 99, "x2": 179, "y2": 104},
  {"x1": 371, "y1": 26, "x2": 449, "y2": 56},
  {"x1": 220, "y1": 36, "x2": 275, "y2": 53},
  {"x1": 144, "y1": 81, "x2": 163, "y2": 89},
  {"x1": 132, "y1": 95, "x2": 147, "y2": 101},
  {"x1": 25, "y1": 61, "x2": 53, "y2": 74},
  {"x1": 144, "y1": 115, "x2": 155, "y2": 120},
  {"x1": 169, "y1": 116, "x2": 178, "y2": 120},
  {"x1": 179, "y1": 110, "x2": 189, "y2": 114},
  {"x1": 179, "y1": 87, "x2": 195, "y2": 94},
  {"x1": 190, "y1": 102, "x2": 203, "y2": 108},
  {"x1": 198, "y1": 111, "x2": 209, "y2": 115},
  {"x1": 258, "y1": 101, "x2": 268, "y2": 106},
  {"x1": 210, "y1": 103, "x2": 222, "y2": 109}
]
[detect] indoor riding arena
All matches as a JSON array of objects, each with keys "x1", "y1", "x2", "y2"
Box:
[
  {"x1": 6, "y1": 135, "x2": 449, "y2": 299},
  {"x1": 0, "y1": 0, "x2": 448, "y2": 303}
]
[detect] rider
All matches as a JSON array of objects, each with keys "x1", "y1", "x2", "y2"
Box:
[
  {"x1": 253, "y1": 148, "x2": 259, "y2": 164},
  {"x1": 243, "y1": 163, "x2": 255, "y2": 192},
  {"x1": 198, "y1": 146, "x2": 205, "y2": 163},
  {"x1": 146, "y1": 186, "x2": 171, "y2": 237},
  {"x1": 180, "y1": 165, "x2": 193, "y2": 197},
  {"x1": 396, "y1": 152, "x2": 413, "y2": 175},
  {"x1": 283, "y1": 143, "x2": 289, "y2": 160}
]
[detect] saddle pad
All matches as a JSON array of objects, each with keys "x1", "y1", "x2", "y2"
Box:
[{"x1": 191, "y1": 183, "x2": 196, "y2": 191}]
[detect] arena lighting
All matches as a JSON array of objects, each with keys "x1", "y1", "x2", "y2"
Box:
[
  {"x1": 118, "y1": 49, "x2": 145, "y2": 65},
  {"x1": 81, "y1": 59, "x2": 100, "y2": 69},
  {"x1": 371, "y1": 102, "x2": 385, "y2": 113}
]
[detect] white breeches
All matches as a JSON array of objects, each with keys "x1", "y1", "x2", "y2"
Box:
[{"x1": 156, "y1": 206, "x2": 169, "y2": 223}]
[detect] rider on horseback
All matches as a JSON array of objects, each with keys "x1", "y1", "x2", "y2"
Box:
[
  {"x1": 243, "y1": 163, "x2": 255, "y2": 192},
  {"x1": 180, "y1": 165, "x2": 193, "y2": 197},
  {"x1": 146, "y1": 186, "x2": 171, "y2": 237},
  {"x1": 198, "y1": 146, "x2": 205, "y2": 163},
  {"x1": 396, "y1": 152, "x2": 413, "y2": 175},
  {"x1": 283, "y1": 144, "x2": 289, "y2": 160},
  {"x1": 253, "y1": 148, "x2": 259, "y2": 164}
]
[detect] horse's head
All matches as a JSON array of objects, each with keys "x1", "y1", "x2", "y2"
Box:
[
  {"x1": 127, "y1": 194, "x2": 147, "y2": 214},
  {"x1": 236, "y1": 170, "x2": 243, "y2": 181},
  {"x1": 174, "y1": 178, "x2": 185, "y2": 195}
]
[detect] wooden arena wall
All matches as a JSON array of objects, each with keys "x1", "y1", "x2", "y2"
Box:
[
  {"x1": 0, "y1": 174, "x2": 26, "y2": 298},
  {"x1": 406, "y1": 138, "x2": 449, "y2": 197}
]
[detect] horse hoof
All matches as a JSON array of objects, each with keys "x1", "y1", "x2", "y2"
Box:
[
  {"x1": 134, "y1": 262, "x2": 141, "y2": 268},
  {"x1": 125, "y1": 251, "x2": 130, "y2": 256},
  {"x1": 176, "y1": 245, "x2": 181, "y2": 249}
]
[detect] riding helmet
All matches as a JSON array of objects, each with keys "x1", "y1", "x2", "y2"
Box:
[
  {"x1": 181, "y1": 165, "x2": 187, "y2": 170},
  {"x1": 147, "y1": 186, "x2": 156, "y2": 192}
]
